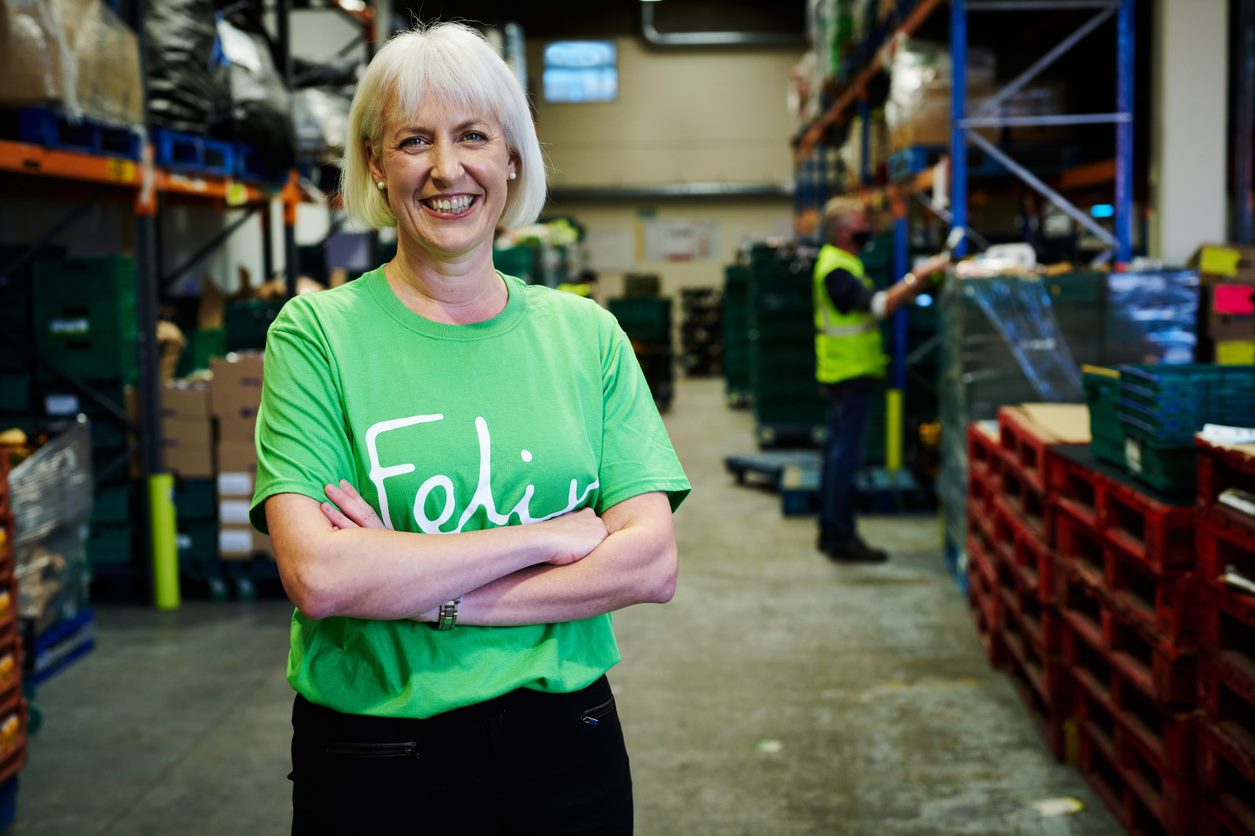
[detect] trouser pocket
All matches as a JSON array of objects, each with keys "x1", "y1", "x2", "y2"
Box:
[
  {"x1": 579, "y1": 695, "x2": 617, "y2": 728},
  {"x1": 323, "y1": 740, "x2": 419, "y2": 760}
]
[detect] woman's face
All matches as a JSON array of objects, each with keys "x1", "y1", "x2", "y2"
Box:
[{"x1": 369, "y1": 97, "x2": 516, "y2": 263}]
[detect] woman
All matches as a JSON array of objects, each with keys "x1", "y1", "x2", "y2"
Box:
[{"x1": 249, "y1": 23, "x2": 690, "y2": 835}]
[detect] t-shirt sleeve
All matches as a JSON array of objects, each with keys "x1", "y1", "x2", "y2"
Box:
[
  {"x1": 823, "y1": 267, "x2": 874, "y2": 314},
  {"x1": 596, "y1": 323, "x2": 692, "y2": 515},
  {"x1": 249, "y1": 309, "x2": 356, "y2": 535}
]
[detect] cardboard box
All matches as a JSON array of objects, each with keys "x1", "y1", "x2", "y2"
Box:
[
  {"x1": 163, "y1": 439, "x2": 214, "y2": 478},
  {"x1": 218, "y1": 525, "x2": 255, "y2": 560},
  {"x1": 218, "y1": 526, "x2": 272, "y2": 560},
  {"x1": 217, "y1": 441, "x2": 257, "y2": 497},
  {"x1": 210, "y1": 352, "x2": 264, "y2": 420},
  {"x1": 1191, "y1": 243, "x2": 1255, "y2": 285},
  {"x1": 1216, "y1": 340, "x2": 1255, "y2": 365},
  {"x1": 217, "y1": 414, "x2": 258, "y2": 445},
  {"x1": 0, "y1": 0, "x2": 144, "y2": 125},
  {"x1": 162, "y1": 382, "x2": 211, "y2": 423},
  {"x1": 1209, "y1": 311, "x2": 1255, "y2": 341}
]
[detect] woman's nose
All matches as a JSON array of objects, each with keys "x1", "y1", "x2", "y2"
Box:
[{"x1": 430, "y1": 142, "x2": 463, "y2": 183}]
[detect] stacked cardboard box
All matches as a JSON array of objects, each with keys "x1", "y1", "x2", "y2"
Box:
[
  {"x1": 1192, "y1": 243, "x2": 1255, "y2": 365},
  {"x1": 209, "y1": 353, "x2": 270, "y2": 561}
]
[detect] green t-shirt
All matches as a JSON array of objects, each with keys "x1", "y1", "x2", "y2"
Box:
[{"x1": 250, "y1": 267, "x2": 690, "y2": 719}]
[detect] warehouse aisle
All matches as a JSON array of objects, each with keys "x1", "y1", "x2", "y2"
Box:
[{"x1": 13, "y1": 377, "x2": 1120, "y2": 835}]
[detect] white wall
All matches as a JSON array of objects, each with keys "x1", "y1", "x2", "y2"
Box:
[{"x1": 1150, "y1": 0, "x2": 1228, "y2": 264}]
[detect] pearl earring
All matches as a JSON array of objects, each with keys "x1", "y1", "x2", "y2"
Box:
[
  {"x1": 508, "y1": 171, "x2": 517, "y2": 181},
  {"x1": 376, "y1": 181, "x2": 386, "y2": 190}
]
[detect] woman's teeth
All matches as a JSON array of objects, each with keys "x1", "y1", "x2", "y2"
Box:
[{"x1": 427, "y1": 196, "x2": 474, "y2": 213}]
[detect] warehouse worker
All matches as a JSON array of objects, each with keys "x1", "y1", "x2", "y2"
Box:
[
  {"x1": 252, "y1": 23, "x2": 689, "y2": 834},
  {"x1": 814, "y1": 196, "x2": 949, "y2": 562}
]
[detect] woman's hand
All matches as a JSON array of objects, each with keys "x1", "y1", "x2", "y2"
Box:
[
  {"x1": 322, "y1": 480, "x2": 386, "y2": 530},
  {"x1": 321, "y1": 480, "x2": 607, "y2": 565}
]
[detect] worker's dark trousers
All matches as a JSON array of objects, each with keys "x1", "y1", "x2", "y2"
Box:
[
  {"x1": 819, "y1": 387, "x2": 873, "y2": 548},
  {"x1": 290, "y1": 675, "x2": 633, "y2": 836}
]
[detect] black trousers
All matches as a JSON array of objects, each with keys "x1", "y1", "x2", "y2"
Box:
[{"x1": 290, "y1": 676, "x2": 633, "y2": 835}]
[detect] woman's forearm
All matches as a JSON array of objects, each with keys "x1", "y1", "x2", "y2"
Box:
[
  {"x1": 419, "y1": 493, "x2": 679, "y2": 627},
  {"x1": 266, "y1": 494, "x2": 606, "y2": 620}
]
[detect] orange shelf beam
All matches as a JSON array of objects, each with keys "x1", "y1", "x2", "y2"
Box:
[
  {"x1": 794, "y1": 0, "x2": 946, "y2": 161},
  {"x1": 1058, "y1": 159, "x2": 1115, "y2": 191},
  {"x1": 0, "y1": 140, "x2": 139, "y2": 188}
]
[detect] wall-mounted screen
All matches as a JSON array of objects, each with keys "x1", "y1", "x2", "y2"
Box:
[{"x1": 543, "y1": 40, "x2": 617, "y2": 103}]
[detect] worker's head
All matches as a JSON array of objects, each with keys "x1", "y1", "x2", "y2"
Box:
[{"x1": 822, "y1": 196, "x2": 871, "y2": 252}]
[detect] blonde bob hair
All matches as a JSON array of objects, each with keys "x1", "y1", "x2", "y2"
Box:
[{"x1": 341, "y1": 22, "x2": 546, "y2": 230}]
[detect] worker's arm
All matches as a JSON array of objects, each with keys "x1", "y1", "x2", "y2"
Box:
[
  {"x1": 826, "y1": 253, "x2": 951, "y2": 321},
  {"x1": 320, "y1": 484, "x2": 678, "y2": 625},
  {"x1": 264, "y1": 488, "x2": 608, "y2": 620}
]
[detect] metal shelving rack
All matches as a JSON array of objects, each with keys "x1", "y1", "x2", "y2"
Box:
[
  {"x1": 0, "y1": 0, "x2": 330, "y2": 605},
  {"x1": 949, "y1": 0, "x2": 1136, "y2": 265}
]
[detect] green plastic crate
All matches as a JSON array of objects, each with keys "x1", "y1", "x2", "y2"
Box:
[
  {"x1": 177, "y1": 327, "x2": 228, "y2": 377},
  {"x1": 494, "y1": 245, "x2": 536, "y2": 283},
  {"x1": 225, "y1": 300, "x2": 285, "y2": 352},
  {"x1": 1123, "y1": 437, "x2": 1196, "y2": 500},
  {"x1": 91, "y1": 483, "x2": 132, "y2": 525},
  {"x1": 0, "y1": 374, "x2": 32, "y2": 412},
  {"x1": 87, "y1": 522, "x2": 133, "y2": 566},
  {"x1": 32, "y1": 255, "x2": 138, "y2": 382},
  {"x1": 175, "y1": 479, "x2": 218, "y2": 522},
  {"x1": 177, "y1": 521, "x2": 219, "y2": 566}
]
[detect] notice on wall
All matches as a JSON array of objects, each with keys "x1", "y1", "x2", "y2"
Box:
[
  {"x1": 584, "y1": 229, "x2": 636, "y2": 271},
  {"x1": 641, "y1": 219, "x2": 721, "y2": 262}
]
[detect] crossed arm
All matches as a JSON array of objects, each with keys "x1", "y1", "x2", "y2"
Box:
[{"x1": 264, "y1": 485, "x2": 678, "y2": 625}]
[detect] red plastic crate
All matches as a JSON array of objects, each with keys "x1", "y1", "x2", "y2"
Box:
[
  {"x1": 1121, "y1": 734, "x2": 1196, "y2": 836},
  {"x1": 1198, "y1": 583, "x2": 1255, "y2": 685},
  {"x1": 966, "y1": 536, "x2": 1006, "y2": 669},
  {"x1": 1074, "y1": 673, "x2": 1119, "y2": 760},
  {"x1": 997, "y1": 468, "x2": 1052, "y2": 548},
  {"x1": 0, "y1": 700, "x2": 27, "y2": 788},
  {"x1": 967, "y1": 421, "x2": 1003, "y2": 484},
  {"x1": 1077, "y1": 720, "x2": 1131, "y2": 830},
  {"x1": 968, "y1": 468, "x2": 996, "y2": 523},
  {"x1": 1198, "y1": 658, "x2": 1255, "y2": 756},
  {"x1": 1100, "y1": 477, "x2": 1197, "y2": 572},
  {"x1": 1104, "y1": 537, "x2": 1198, "y2": 649},
  {"x1": 1114, "y1": 684, "x2": 1197, "y2": 780},
  {"x1": 1004, "y1": 503, "x2": 1055, "y2": 605},
  {"x1": 1105, "y1": 607, "x2": 1198, "y2": 707},
  {"x1": 1058, "y1": 558, "x2": 1107, "y2": 652},
  {"x1": 1048, "y1": 447, "x2": 1103, "y2": 529},
  {"x1": 1197, "y1": 514, "x2": 1255, "y2": 599},
  {"x1": 1197, "y1": 720, "x2": 1255, "y2": 835},
  {"x1": 1003, "y1": 638, "x2": 1072, "y2": 762},
  {"x1": 1063, "y1": 610, "x2": 1114, "y2": 704},
  {"x1": 1199, "y1": 798, "x2": 1255, "y2": 836},
  {"x1": 1055, "y1": 506, "x2": 1109, "y2": 590},
  {"x1": 997, "y1": 406, "x2": 1084, "y2": 495},
  {"x1": 1197, "y1": 437, "x2": 1255, "y2": 508}
]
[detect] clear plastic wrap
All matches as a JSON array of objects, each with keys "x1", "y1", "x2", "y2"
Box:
[
  {"x1": 294, "y1": 88, "x2": 351, "y2": 160},
  {"x1": 144, "y1": 0, "x2": 218, "y2": 133},
  {"x1": 938, "y1": 269, "x2": 1200, "y2": 554},
  {"x1": 210, "y1": 16, "x2": 294, "y2": 170},
  {"x1": 886, "y1": 38, "x2": 995, "y2": 150},
  {"x1": 0, "y1": 0, "x2": 143, "y2": 125},
  {"x1": 10, "y1": 420, "x2": 92, "y2": 633}
]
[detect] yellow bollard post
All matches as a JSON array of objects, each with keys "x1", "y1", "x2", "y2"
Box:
[
  {"x1": 886, "y1": 388, "x2": 904, "y2": 471},
  {"x1": 149, "y1": 473, "x2": 180, "y2": 610}
]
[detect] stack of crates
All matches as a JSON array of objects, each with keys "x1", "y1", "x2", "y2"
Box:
[
  {"x1": 31, "y1": 255, "x2": 140, "y2": 577},
  {"x1": 722, "y1": 265, "x2": 751, "y2": 406},
  {"x1": 968, "y1": 408, "x2": 1208, "y2": 834},
  {"x1": 174, "y1": 478, "x2": 225, "y2": 599},
  {"x1": 1118, "y1": 364, "x2": 1255, "y2": 499},
  {"x1": 1193, "y1": 439, "x2": 1255, "y2": 834},
  {"x1": 1082, "y1": 367, "x2": 1125, "y2": 468},
  {"x1": 747, "y1": 244, "x2": 823, "y2": 447},
  {"x1": 965, "y1": 410, "x2": 1077, "y2": 760},
  {"x1": 607, "y1": 297, "x2": 674, "y2": 411},
  {"x1": 0, "y1": 454, "x2": 27, "y2": 799},
  {"x1": 679, "y1": 288, "x2": 723, "y2": 377},
  {"x1": 0, "y1": 244, "x2": 65, "y2": 438}
]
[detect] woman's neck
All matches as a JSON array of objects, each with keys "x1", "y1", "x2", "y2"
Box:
[{"x1": 385, "y1": 240, "x2": 506, "y2": 325}]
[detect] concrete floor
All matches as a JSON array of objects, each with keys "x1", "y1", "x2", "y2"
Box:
[{"x1": 12, "y1": 377, "x2": 1121, "y2": 835}]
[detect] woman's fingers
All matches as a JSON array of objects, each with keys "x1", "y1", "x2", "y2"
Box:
[
  {"x1": 321, "y1": 501, "x2": 356, "y2": 529},
  {"x1": 324, "y1": 481, "x2": 387, "y2": 529}
]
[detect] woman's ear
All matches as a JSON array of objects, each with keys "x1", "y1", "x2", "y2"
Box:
[{"x1": 365, "y1": 138, "x2": 385, "y2": 184}]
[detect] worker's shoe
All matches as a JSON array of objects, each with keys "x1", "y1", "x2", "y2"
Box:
[{"x1": 822, "y1": 539, "x2": 889, "y2": 563}]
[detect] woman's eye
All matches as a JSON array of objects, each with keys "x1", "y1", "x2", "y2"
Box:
[
  {"x1": 462, "y1": 131, "x2": 488, "y2": 142},
  {"x1": 398, "y1": 136, "x2": 428, "y2": 149}
]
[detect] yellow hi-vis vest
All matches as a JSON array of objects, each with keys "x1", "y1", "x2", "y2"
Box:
[{"x1": 813, "y1": 244, "x2": 887, "y2": 384}]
